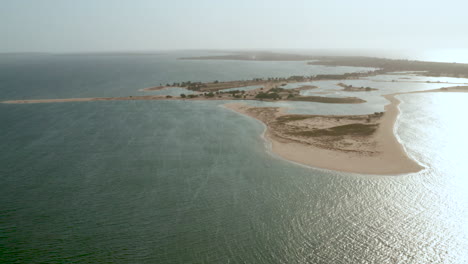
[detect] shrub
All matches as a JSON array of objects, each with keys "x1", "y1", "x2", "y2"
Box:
[{"x1": 255, "y1": 92, "x2": 280, "y2": 100}]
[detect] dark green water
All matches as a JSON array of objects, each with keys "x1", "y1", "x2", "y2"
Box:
[{"x1": 1, "y1": 53, "x2": 467, "y2": 263}]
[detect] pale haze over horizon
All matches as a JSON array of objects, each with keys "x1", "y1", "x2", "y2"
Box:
[{"x1": 2, "y1": 0, "x2": 468, "y2": 54}]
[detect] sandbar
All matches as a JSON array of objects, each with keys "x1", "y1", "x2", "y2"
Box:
[{"x1": 223, "y1": 86, "x2": 468, "y2": 175}]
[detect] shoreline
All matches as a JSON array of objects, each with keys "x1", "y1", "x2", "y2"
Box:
[
  {"x1": 223, "y1": 86, "x2": 468, "y2": 175},
  {"x1": 3, "y1": 83, "x2": 467, "y2": 175},
  {"x1": 224, "y1": 99, "x2": 423, "y2": 175}
]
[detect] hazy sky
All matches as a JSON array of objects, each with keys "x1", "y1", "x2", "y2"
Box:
[{"x1": 1, "y1": 0, "x2": 467, "y2": 53}]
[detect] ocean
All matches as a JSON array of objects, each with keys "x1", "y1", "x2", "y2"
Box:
[{"x1": 1, "y1": 52, "x2": 467, "y2": 263}]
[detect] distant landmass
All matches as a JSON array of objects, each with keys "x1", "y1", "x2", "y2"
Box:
[{"x1": 181, "y1": 51, "x2": 468, "y2": 78}]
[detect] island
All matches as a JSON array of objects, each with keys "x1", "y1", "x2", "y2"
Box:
[
  {"x1": 224, "y1": 86, "x2": 468, "y2": 175},
  {"x1": 3, "y1": 51, "x2": 468, "y2": 175},
  {"x1": 3, "y1": 80, "x2": 364, "y2": 104},
  {"x1": 337, "y1": 83, "x2": 378, "y2": 92}
]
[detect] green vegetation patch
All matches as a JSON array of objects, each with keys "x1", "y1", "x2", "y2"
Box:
[
  {"x1": 255, "y1": 92, "x2": 281, "y2": 100},
  {"x1": 276, "y1": 115, "x2": 311, "y2": 123},
  {"x1": 290, "y1": 123, "x2": 378, "y2": 137},
  {"x1": 288, "y1": 96, "x2": 365, "y2": 104},
  {"x1": 269, "y1": 87, "x2": 286, "y2": 93}
]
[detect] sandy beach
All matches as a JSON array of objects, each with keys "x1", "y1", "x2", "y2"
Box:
[
  {"x1": 224, "y1": 100, "x2": 422, "y2": 175},
  {"x1": 223, "y1": 86, "x2": 468, "y2": 175}
]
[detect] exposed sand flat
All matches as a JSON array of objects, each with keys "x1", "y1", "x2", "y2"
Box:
[
  {"x1": 225, "y1": 98, "x2": 422, "y2": 175},
  {"x1": 223, "y1": 86, "x2": 468, "y2": 175}
]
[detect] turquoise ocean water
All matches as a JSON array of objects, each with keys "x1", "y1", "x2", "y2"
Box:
[{"x1": 1, "y1": 52, "x2": 467, "y2": 263}]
